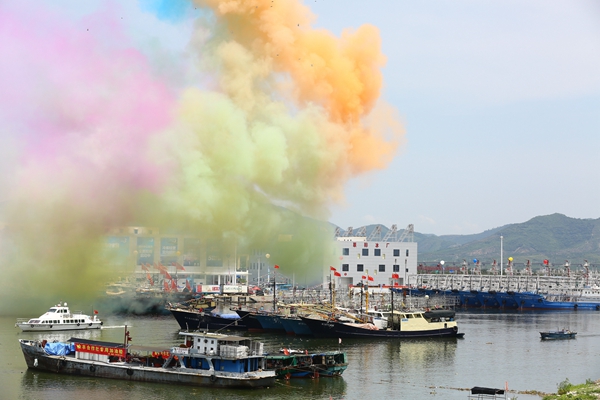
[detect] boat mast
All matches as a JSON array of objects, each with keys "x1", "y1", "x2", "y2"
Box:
[{"x1": 390, "y1": 287, "x2": 394, "y2": 330}]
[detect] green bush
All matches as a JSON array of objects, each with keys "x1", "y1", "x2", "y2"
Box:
[{"x1": 557, "y1": 378, "x2": 572, "y2": 395}]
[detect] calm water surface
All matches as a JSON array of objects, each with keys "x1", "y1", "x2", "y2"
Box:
[{"x1": 2, "y1": 310, "x2": 600, "y2": 400}]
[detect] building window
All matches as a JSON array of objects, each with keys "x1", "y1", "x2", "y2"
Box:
[
  {"x1": 357, "y1": 264, "x2": 364, "y2": 272},
  {"x1": 362, "y1": 249, "x2": 369, "y2": 256},
  {"x1": 133, "y1": 228, "x2": 139, "y2": 234},
  {"x1": 406, "y1": 249, "x2": 409, "y2": 257},
  {"x1": 342, "y1": 264, "x2": 349, "y2": 271},
  {"x1": 379, "y1": 264, "x2": 385, "y2": 272},
  {"x1": 374, "y1": 249, "x2": 381, "y2": 256},
  {"x1": 393, "y1": 264, "x2": 400, "y2": 272},
  {"x1": 393, "y1": 249, "x2": 400, "y2": 257},
  {"x1": 342, "y1": 248, "x2": 349, "y2": 256}
]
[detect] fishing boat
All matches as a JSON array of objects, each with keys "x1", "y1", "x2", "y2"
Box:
[
  {"x1": 300, "y1": 309, "x2": 464, "y2": 339},
  {"x1": 15, "y1": 302, "x2": 102, "y2": 332},
  {"x1": 539, "y1": 329, "x2": 577, "y2": 340},
  {"x1": 265, "y1": 349, "x2": 348, "y2": 379},
  {"x1": 18, "y1": 329, "x2": 276, "y2": 388},
  {"x1": 166, "y1": 303, "x2": 247, "y2": 331}
]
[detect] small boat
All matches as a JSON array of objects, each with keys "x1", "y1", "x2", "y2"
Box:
[
  {"x1": 540, "y1": 329, "x2": 577, "y2": 340},
  {"x1": 15, "y1": 302, "x2": 102, "y2": 332},
  {"x1": 468, "y1": 386, "x2": 507, "y2": 399},
  {"x1": 265, "y1": 349, "x2": 348, "y2": 379},
  {"x1": 19, "y1": 329, "x2": 276, "y2": 388}
]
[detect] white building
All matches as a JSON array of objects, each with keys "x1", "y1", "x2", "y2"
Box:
[{"x1": 329, "y1": 224, "x2": 417, "y2": 288}]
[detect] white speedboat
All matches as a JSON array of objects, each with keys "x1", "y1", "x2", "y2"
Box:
[{"x1": 15, "y1": 302, "x2": 102, "y2": 332}]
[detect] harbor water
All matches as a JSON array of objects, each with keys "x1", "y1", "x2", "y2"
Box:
[{"x1": 2, "y1": 310, "x2": 600, "y2": 399}]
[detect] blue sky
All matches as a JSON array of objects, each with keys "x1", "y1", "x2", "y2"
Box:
[
  {"x1": 3, "y1": 0, "x2": 598, "y2": 236},
  {"x1": 309, "y1": 0, "x2": 600, "y2": 234}
]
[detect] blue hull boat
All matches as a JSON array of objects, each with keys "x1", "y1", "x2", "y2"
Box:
[{"x1": 540, "y1": 329, "x2": 576, "y2": 340}]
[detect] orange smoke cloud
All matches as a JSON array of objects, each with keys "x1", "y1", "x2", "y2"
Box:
[{"x1": 195, "y1": 0, "x2": 401, "y2": 175}]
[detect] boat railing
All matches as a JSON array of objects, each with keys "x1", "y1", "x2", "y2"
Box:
[{"x1": 16, "y1": 318, "x2": 31, "y2": 323}]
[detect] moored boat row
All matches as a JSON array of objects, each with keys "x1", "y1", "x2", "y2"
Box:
[
  {"x1": 167, "y1": 301, "x2": 465, "y2": 339},
  {"x1": 405, "y1": 287, "x2": 600, "y2": 310}
]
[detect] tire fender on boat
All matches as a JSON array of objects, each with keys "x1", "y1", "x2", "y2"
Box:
[
  {"x1": 49, "y1": 325, "x2": 53, "y2": 329},
  {"x1": 88, "y1": 323, "x2": 92, "y2": 327},
  {"x1": 77, "y1": 323, "x2": 80, "y2": 327},
  {"x1": 31, "y1": 325, "x2": 34, "y2": 328},
  {"x1": 126, "y1": 368, "x2": 134, "y2": 376},
  {"x1": 90, "y1": 365, "x2": 96, "y2": 373},
  {"x1": 210, "y1": 374, "x2": 217, "y2": 383},
  {"x1": 33, "y1": 358, "x2": 38, "y2": 368}
]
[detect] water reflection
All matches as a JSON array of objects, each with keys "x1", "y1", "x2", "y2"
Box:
[{"x1": 21, "y1": 361, "x2": 348, "y2": 400}]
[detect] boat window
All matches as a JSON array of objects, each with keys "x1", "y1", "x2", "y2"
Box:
[{"x1": 48, "y1": 308, "x2": 57, "y2": 313}]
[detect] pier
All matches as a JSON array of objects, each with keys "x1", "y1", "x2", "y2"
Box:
[{"x1": 413, "y1": 274, "x2": 600, "y2": 295}]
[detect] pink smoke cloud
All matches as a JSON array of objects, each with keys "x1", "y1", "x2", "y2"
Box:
[{"x1": 0, "y1": 3, "x2": 175, "y2": 204}]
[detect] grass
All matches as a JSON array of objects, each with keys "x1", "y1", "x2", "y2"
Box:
[{"x1": 542, "y1": 378, "x2": 600, "y2": 400}]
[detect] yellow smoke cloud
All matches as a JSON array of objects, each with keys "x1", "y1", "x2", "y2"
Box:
[{"x1": 0, "y1": 0, "x2": 404, "y2": 315}]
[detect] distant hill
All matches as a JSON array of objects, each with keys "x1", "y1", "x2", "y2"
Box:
[{"x1": 337, "y1": 214, "x2": 600, "y2": 267}]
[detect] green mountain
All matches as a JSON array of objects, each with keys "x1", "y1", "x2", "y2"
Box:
[{"x1": 341, "y1": 214, "x2": 600, "y2": 267}]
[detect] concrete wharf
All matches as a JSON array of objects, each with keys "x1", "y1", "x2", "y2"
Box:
[{"x1": 413, "y1": 274, "x2": 600, "y2": 295}]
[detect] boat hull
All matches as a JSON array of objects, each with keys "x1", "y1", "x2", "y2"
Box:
[
  {"x1": 20, "y1": 340, "x2": 275, "y2": 388},
  {"x1": 252, "y1": 314, "x2": 286, "y2": 332},
  {"x1": 168, "y1": 308, "x2": 247, "y2": 331},
  {"x1": 540, "y1": 331, "x2": 577, "y2": 340},
  {"x1": 283, "y1": 317, "x2": 313, "y2": 336},
  {"x1": 234, "y1": 310, "x2": 265, "y2": 332},
  {"x1": 16, "y1": 322, "x2": 102, "y2": 332},
  {"x1": 300, "y1": 317, "x2": 462, "y2": 339}
]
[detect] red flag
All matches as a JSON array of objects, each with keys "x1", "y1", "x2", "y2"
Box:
[
  {"x1": 392, "y1": 273, "x2": 400, "y2": 279},
  {"x1": 160, "y1": 270, "x2": 173, "y2": 280},
  {"x1": 330, "y1": 266, "x2": 336, "y2": 271},
  {"x1": 94, "y1": 310, "x2": 98, "y2": 314},
  {"x1": 186, "y1": 280, "x2": 192, "y2": 292},
  {"x1": 334, "y1": 271, "x2": 341, "y2": 277},
  {"x1": 274, "y1": 265, "x2": 280, "y2": 269},
  {"x1": 141, "y1": 264, "x2": 149, "y2": 272},
  {"x1": 163, "y1": 280, "x2": 170, "y2": 291},
  {"x1": 283, "y1": 348, "x2": 290, "y2": 356},
  {"x1": 175, "y1": 262, "x2": 185, "y2": 271},
  {"x1": 171, "y1": 280, "x2": 177, "y2": 291},
  {"x1": 146, "y1": 273, "x2": 154, "y2": 286},
  {"x1": 361, "y1": 275, "x2": 367, "y2": 280},
  {"x1": 367, "y1": 276, "x2": 374, "y2": 282}
]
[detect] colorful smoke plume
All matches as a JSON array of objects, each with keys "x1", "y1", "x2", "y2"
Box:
[{"x1": 0, "y1": 0, "x2": 403, "y2": 313}]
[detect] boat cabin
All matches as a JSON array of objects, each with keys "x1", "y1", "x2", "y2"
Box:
[{"x1": 467, "y1": 386, "x2": 507, "y2": 400}]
